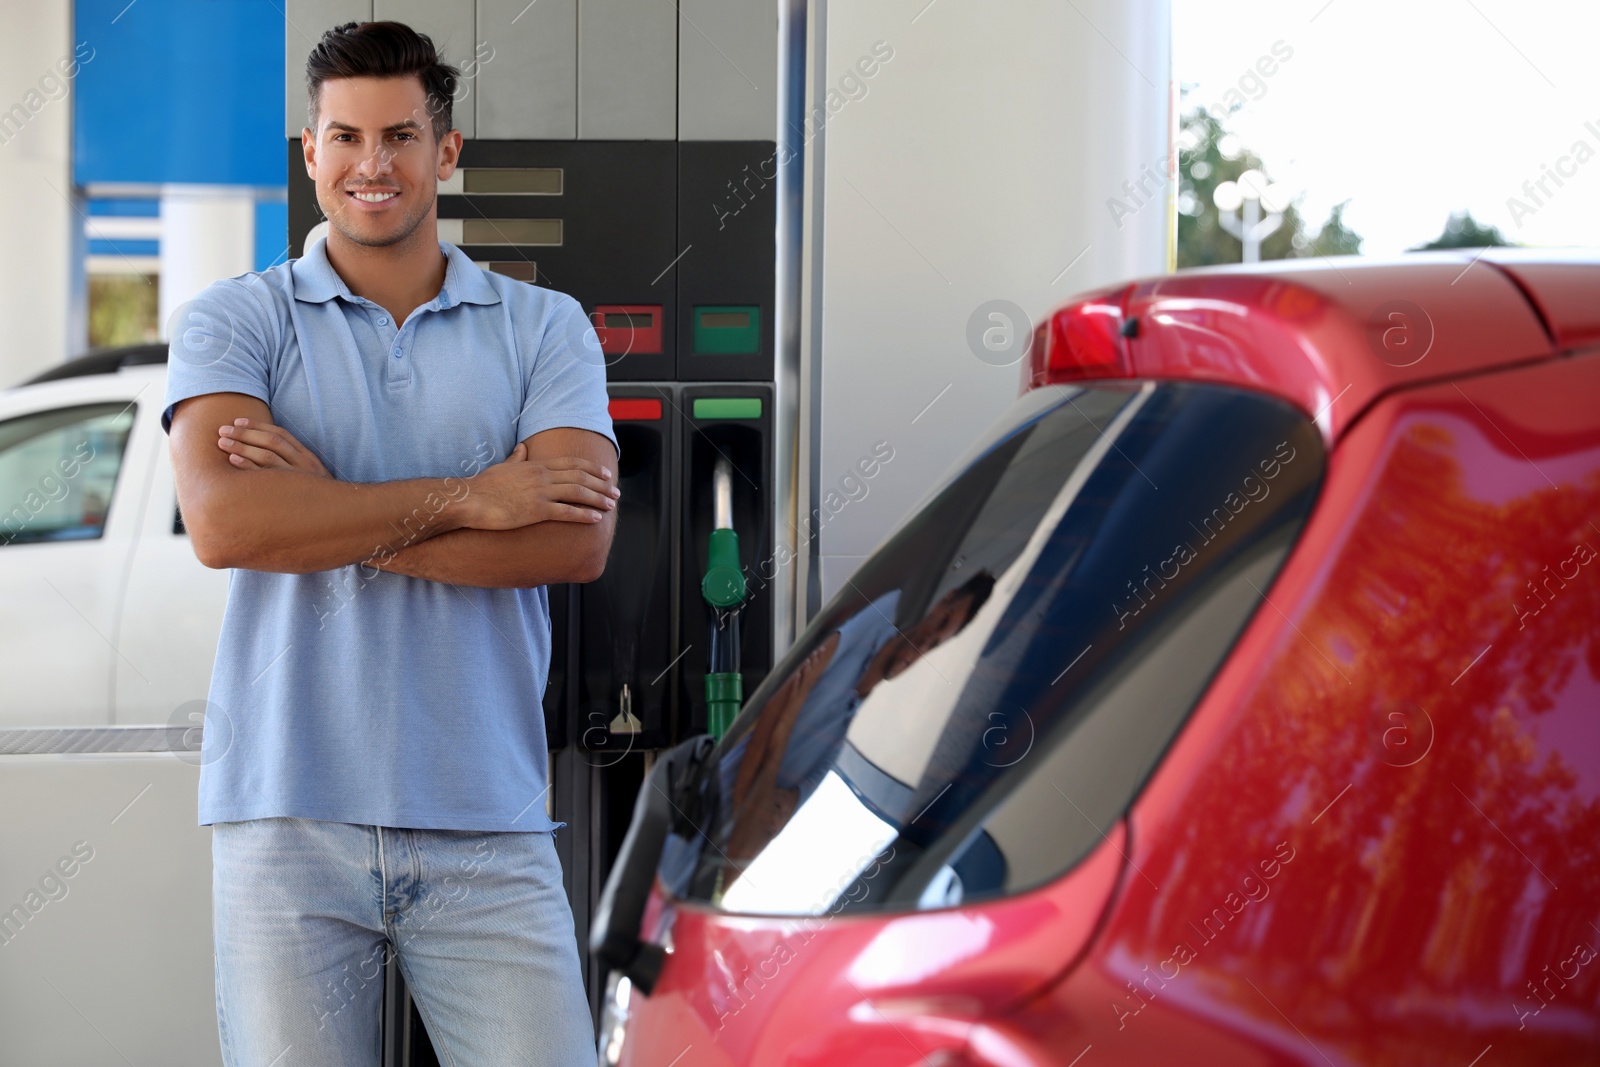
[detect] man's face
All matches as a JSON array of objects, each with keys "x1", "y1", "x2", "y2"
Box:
[
  {"x1": 304, "y1": 75, "x2": 461, "y2": 250},
  {"x1": 875, "y1": 590, "x2": 982, "y2": 682}
]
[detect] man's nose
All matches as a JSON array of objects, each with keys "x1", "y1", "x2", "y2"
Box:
[{"x1": 356, "y1": 145, "x2": 395, "y2": 179}]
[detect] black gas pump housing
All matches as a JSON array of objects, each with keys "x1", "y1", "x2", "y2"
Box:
[{"x1": 578, "y1": 387, "x2": 678, "y2": 752}]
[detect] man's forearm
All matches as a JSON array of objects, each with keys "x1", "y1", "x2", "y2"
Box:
[
  {"x1": 371, "y1": 515, "x2": 611, "y2": 588},
  {"x1": 192, "y1": 467, "x2": 472, "y2": 573}
]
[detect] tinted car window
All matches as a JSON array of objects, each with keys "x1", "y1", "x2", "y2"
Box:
[
  {"x1": 0, "y1": 403, "x2": 136, "y2": 546},
  {"x1": 659, "y1": 382, "x2": 1325, "y2": 916}
]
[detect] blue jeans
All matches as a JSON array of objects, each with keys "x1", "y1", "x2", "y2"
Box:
[{"x1": 211, "y1": 818, "x2": 595, "y2": 1067}]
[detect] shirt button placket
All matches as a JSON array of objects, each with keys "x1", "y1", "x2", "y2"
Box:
[
  {"x1": 390, "y1": 321, "x2": 410, "y2": 386},
  {"x1": 372, "y1": 305, "x2": 405, "y2": 381}
]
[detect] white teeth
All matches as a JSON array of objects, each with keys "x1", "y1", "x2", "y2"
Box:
[{"x1": 353, "y1": 191, "x2": 396, "y2": 202}]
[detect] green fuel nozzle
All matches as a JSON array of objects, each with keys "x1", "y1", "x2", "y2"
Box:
[
  {"x1": 701, "y1": 527, "x2": 746, "y2": 608},
  {"x1": 702, "y1": 458, "x2": 746, "y2": 738}
]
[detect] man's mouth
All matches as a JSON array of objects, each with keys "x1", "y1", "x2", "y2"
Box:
[{"x1": 347, "y1": 189, "x2": 399, "y2": 204}]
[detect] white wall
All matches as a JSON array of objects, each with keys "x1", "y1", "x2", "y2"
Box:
[
  {"x1": 0, "y1": 0, "x2": 77, "y2": 386},
  {"x1": 804, "y1": 0, "x2": 1172, "y2": 608}
]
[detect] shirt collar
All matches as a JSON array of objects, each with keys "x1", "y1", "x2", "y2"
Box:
[{"x1": 291, "y1": 234, "x2": 501, "y2": 310}]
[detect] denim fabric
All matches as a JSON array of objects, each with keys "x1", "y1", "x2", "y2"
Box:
[{"x1": 212, "y1": 817, "x2": 595, "y2": 1067}]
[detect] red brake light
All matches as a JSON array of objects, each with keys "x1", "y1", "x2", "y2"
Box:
[{"x1": 1025, "y1": 286, "x2": 1135, "y2": 390}]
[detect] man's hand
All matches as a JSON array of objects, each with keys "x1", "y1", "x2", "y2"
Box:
[
  {"x1": 368, "y1": 427, "x2": 619, "y2": 587},
  {"x1": 216, "y1": 417, "x2": 332, "y2": 478},
  {"x1": 214, "y1": 420, "x2": 620, "y2": 533},
  {"x1": 457, "y1": 444, "x2": 619, "y2": 531}
]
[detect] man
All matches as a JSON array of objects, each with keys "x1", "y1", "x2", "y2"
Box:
[{"x1": 163, "y1": 21, "x2": 614, "y2": 1067}]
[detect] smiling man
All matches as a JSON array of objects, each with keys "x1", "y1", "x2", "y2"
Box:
[{"x1": 161, "y1": 21, "x2": 614, "y2": 1067}]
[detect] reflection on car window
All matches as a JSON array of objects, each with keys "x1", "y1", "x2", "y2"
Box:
[
  {"x1": 0, "y1": 404, "x2": 136, "y2": 546},
  {"x1": 660, "y1": 382, "x2": 1324, "y2": 916}
]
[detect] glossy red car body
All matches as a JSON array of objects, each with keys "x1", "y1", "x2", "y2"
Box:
[{"x1": 616, "y1": 252, "x2": 1600, "y2": 1066}]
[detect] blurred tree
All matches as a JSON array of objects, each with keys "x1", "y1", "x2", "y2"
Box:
[
  {"x1": 1298, "y1": 199, "x2": 1363, "y2": 258},
  {"x1": 1176, "y1": 108, "x2": 1363, "y2": 268},
  {"x1": 88, "y1": 274, "x2": 160, "y2": 348},
  {"x1": 1410, "y1": 210, "x2": 1513, "y2": 250}
]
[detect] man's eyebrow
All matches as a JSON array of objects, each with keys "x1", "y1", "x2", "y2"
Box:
[{"x1": 324, "y1": 119, "x2": 425, "y2": 134}]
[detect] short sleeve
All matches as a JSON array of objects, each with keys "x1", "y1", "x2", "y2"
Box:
[
  {"x1": 161, "y1": 278, "x2": 276, "y2": 435},
  {"x1": 516, "y1": 293, "x2": 618, "y2": 459}
]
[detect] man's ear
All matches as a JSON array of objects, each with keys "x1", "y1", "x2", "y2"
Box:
[
  {"x1": 436, "y1": 128, "x2": 463, "y2": 181},
  {"x1": 303, "y1": 127, "x2": 317, "y2": 180}
]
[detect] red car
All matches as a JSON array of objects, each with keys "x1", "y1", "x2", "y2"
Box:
[{"x1": 592, "y1": 251, "x2": 1600, "y2": 1066}]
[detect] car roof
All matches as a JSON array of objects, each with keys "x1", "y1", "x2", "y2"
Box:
[
  {"x1": 1479, "y1": 248, "x2": 1600, "y2": 350},
  {"x1": 19, "y1": 343, "x2": 168, "y2": 386},
  {"x1": 1113, "y1": 250, "x2": 1596, "y2": 441}
]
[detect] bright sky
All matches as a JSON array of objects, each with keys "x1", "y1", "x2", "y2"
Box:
[{"x1": 1174, "y1": 0, "x2": 1600, "y2": 254}]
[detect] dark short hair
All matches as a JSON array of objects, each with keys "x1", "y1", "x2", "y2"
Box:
[
  {"x1": 305, "y1": 21, "x2": 460, "y2": 144},
  {"x1": 950, "y1": 570, "x2": 997, "y2": 628}
]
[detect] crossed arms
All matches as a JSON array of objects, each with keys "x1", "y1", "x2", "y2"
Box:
[{"x1": 168, "y1": 392, "x2": 619, "y2": 589}]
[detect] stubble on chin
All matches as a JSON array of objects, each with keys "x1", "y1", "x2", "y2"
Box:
[{"x1": 321, "y1": 185, "x2": 435, "y2": 249}]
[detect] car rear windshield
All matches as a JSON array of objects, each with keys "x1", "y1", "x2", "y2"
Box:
[{"x1": 658, "y1": 381, "x2": 1325, "y2": 916}]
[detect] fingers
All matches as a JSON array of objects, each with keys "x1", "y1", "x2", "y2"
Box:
[
  {"x1": 543, "y1": 467, "x2": 621, "y2": 499},
  {"x1": 218, "y1": 420, "x2": 300, "y2": 460},
  {"x1": 538, "y1": 454, "x2": 612, "y2": 481},
  {"x1": 217, "y1": 435, "x2": 289, "y2": 468},
  {"x1": 548, "y1": 503, "x2": 606, "y2": 524},
  {"x1": 219, "y1": 418, "x2": 297, "y2": 448},
  {"x1": 536, "y1": 486, "x2": 615, "y2": 513},
  {"x1": 217, "y1": 418, "x2": 331, "y2": 477},
  {"x1": 495, "y1": 449, "x2": 614, "y2": 496},
  {"x1": 535, "y1": 477, "x2": 616, "y2": 511},
  {"x1": 568, "y1": 486, "x2": 618, "y2": 511}
]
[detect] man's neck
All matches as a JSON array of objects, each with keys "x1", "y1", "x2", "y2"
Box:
[{"x1": 324, "y1": 224, "x2": 448, "y2": 326}]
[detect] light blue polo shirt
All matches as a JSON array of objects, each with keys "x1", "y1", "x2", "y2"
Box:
[{"x1": 161, "y1": 235, "x2": 616, "y2": 833}]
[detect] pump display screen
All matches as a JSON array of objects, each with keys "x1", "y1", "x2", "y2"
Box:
[
  {"x1": 605, "y1": 313, "x2": 656, "y2": 328},
  {"x1": 692, "y1": 306, "x2": 762, "y2": 355},
  {"x1": 656, "y1": 381, "x2": 1324, "y2": 916},
  {"x1": 462, "y1": 218, "x2": 562, "y2": 246},
  {"x1": 462, "y1": 167, "x2": 563, "y2": 195}
]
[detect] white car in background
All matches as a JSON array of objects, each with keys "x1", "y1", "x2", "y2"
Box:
[
  {"x1": 0, "y1": 344, "x2": 227, "y2": 731},
  {"x1": 0, "y1": 344, "x2": 227, "y2": 1066}
]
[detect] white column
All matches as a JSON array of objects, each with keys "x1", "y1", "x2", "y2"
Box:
[
  {"x1": 158, "y1": 185, "x2": 256, "y2": 339},
  {"x1": 0, "y1": 0, "x2": 74, "y2": 385},
  {"x1": 808, "y1": 0, "x2": 1174, "y2": 606}
]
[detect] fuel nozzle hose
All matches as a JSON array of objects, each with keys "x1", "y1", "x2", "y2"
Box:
[{"x1": 702, "y1": 457, "x2": 746, "y2": 739}]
